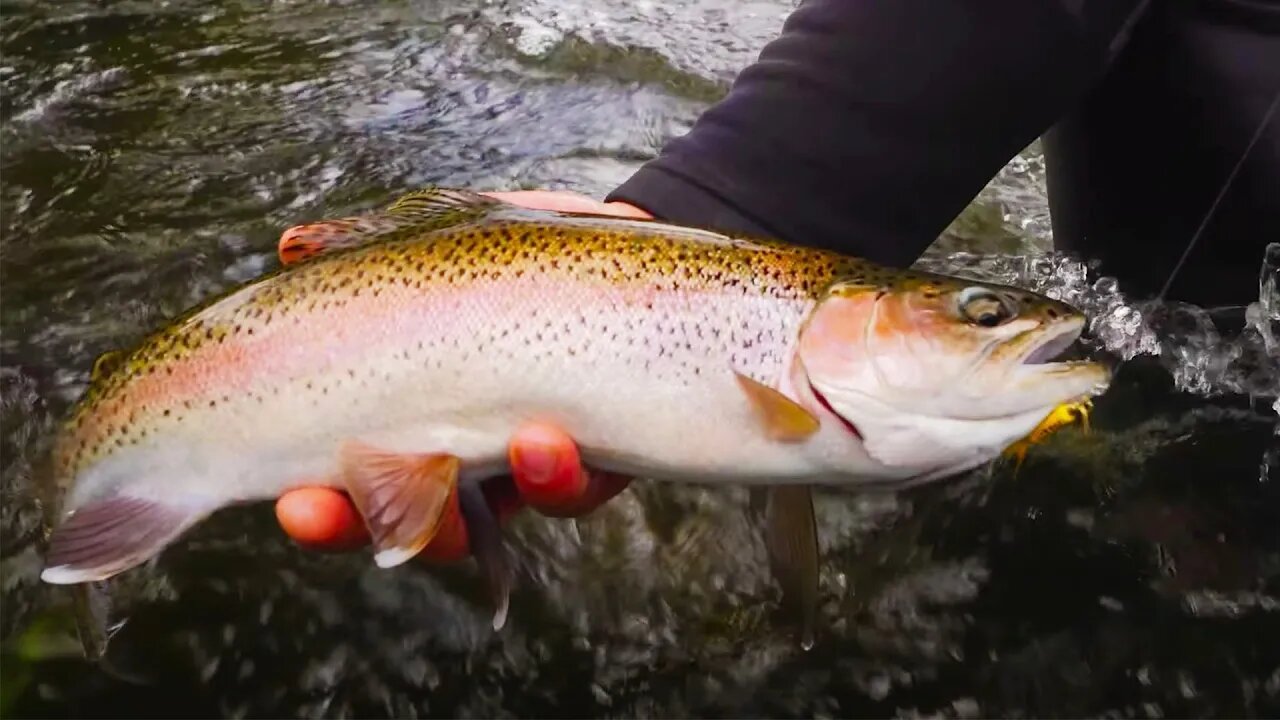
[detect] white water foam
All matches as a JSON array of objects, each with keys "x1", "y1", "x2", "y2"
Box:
[{"x1": 916, "y1": 243, "x2": 1280, "y2": 405}]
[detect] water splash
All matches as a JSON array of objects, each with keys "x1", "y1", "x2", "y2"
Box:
[
  {"x1": 1254, "y1": 244, "x2": 1280, "y2": 483},
  {"x1": 1247, "y1": 242, "x2": 1280, "y2": 355}
]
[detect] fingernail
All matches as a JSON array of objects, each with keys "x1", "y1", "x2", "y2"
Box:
[{"x1": 514, "y1": 443, "x2": 557, "y2": 485}]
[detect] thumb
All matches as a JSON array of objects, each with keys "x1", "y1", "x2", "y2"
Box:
[
  {"x1": 508, "y1": 421, "x2": 633, "y2": 517},
  {"x1": 481, "y1": 190, "x2": 653, "y2": 219},
  {"x1": 274, "y1": 487, "x2": 370, "y2": 551}
]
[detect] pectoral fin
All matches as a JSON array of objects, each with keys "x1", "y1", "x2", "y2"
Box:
[
  {"x1": 339, "y1": 442, "x2": 459, "y2": 568},
  {"x1": 457, "y1": 483, "x2": 514, "y2": 631},
  {"x1": 734, "y1": 370, "x2": 820, "y2": 442},
  {"x1": 763, "y1": 485, "x2": 820, "y2": 650}
]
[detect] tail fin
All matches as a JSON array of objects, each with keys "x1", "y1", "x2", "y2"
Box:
[{"x1": 41, "y1": 495, "x2": 216, "y2": 585}]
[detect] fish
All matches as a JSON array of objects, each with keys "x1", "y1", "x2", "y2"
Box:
[{"x1": 39, "y1": 188, "x2": 1111, "y2": 644}]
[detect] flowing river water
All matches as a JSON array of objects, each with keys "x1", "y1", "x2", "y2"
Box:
[{"x1": 2, "y1": 1, "x2": 1278, "y2": 717}]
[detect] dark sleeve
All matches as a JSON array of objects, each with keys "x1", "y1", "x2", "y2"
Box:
[{"x1": 606, "y1": 0, "x2": 1149, "y2": 267}]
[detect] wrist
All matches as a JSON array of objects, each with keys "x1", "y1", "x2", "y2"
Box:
[{"x1": 601, "y1": 200, "x2": 654, "y2": 219}]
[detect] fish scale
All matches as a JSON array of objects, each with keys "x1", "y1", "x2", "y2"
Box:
[{"x1": 40, "y1": 188, "x2": 1110, "y2": 647}]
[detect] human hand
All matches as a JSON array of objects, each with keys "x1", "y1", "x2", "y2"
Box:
[
  {"x1": 275, "y1": 422, "x2": 632, "y2": 562},
  {"x1": 479, "y1": 190, "x2": 653, "y2": 219},
  {"x1": 273, "y1": 189, "x2": 647, "y2": 562}
]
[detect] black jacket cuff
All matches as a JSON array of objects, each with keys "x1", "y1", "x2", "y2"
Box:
[{"x1": 605, "y1": 165, "x2": 780, "y2": 240}]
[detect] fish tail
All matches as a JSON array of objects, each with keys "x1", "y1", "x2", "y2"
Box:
[{"x1": 41, "y1": 493, "x2": 221, "y2": 585}]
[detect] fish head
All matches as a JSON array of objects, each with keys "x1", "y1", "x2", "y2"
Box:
[{"x1": 795, "y1": 269, "x2": 1111, "y2": 477}]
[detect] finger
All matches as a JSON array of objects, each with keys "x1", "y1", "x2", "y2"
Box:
[
  {"x1": 508, "y1": 422, "x2": 632, "y2": 517},
  {"x1": 275, "y1": 487, "x2": 370, "y2": 551},
  {"x1": 528, "y1": 469, "x2": 631, "y2": 518},
  {"x1": 508, "y1": 422, "x2": 588, "y2": 514},
  {"x1": 275, "y1": 485, "x2": 476, "y2": 564},
  {"x1": 481, "y1": 190, "x2": 653, "y2": 219}
]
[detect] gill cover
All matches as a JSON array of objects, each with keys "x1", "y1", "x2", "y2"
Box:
[{"x1": 794, "y1": 284, "x2": 960, "y2": 470}]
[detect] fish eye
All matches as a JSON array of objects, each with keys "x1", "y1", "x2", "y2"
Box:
[{"x1": 957, "y1": 287, "x2": 1016, "y2": 328}]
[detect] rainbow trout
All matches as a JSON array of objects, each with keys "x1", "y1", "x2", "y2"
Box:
[{"x1": 41, "y1": 189, "x2": 1111, "y2": 642}]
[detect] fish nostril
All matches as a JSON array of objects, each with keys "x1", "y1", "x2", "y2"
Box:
[{"x1": 1046, "y1": 308, "x2": 1060, "y2": 319}]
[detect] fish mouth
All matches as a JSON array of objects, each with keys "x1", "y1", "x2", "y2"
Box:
[
  {"x1": 1018, "y1": 316, "x2": 1086, "y2": 366},
  {"x1": 1012, "y1": 316, "x2": 1113, "y2": 396}
]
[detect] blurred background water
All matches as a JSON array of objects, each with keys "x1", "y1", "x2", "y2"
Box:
[{"x1": 2, "y1": 1, "x2": 1278, "y2": 717}]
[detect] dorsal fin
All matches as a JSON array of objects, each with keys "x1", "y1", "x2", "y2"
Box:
[
  {"x1": 90, "y1": 350, "x2": 125, "y2": 382},
  {"x1": 384, "y1": 187, "x2": 502, "y2": 219},
  {"x1": 277, "y1": 187, "x2": 506, "y2": 265}
]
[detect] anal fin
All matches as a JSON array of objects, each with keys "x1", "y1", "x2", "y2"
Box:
[
  {"x1": 457, "y1": 482, "x2": 514, "y2": 631},
  {"x1": 763, "y1": 485, "x2": 820, "y2": 650},
  {"x1": 339, "y1": 442, "x2": 459, "y2": 568},
  {"x1": 41, "y1": 495, "x2": 215, "y2": 584}
]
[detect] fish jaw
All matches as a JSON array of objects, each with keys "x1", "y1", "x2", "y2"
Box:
[
  {"x1": 799, "y1": 342, "x2": 1108, "y2": 480},
  {"x1": 795, "y1": 375, "x2": 1091, "y2": 484},
  {"x1": 952, "y1": 315, "x2": 1112, "y2": 419}
]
